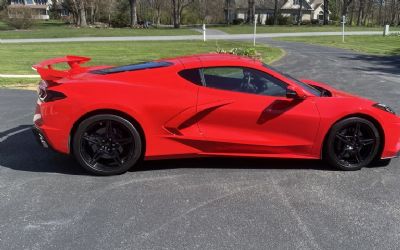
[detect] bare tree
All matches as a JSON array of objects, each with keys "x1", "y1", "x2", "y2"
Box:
[
  {"x1": 79, "y1": 1, "x2": 87, "y2": 27},
  {"x1": 129, "y1": 0, "x2": 137, "y2": 27},
  {"x1": 273, "y1": 0, "x2": 279, "y2": 25},
  {"x1": 342, "y1": 0, "x2": 353, "y2": 17},
  {"x1": 171, "y1": 0, "x2": 193, "y2": 28},
  {"x1": 356, "y1": 0, "x2": 365, "y2": 25},
  {"x1": 297, "y1": 0, "x2": 303, "y2": 25},
  {"x1": 247, "y1": 0, "x2": 255, "y2": 23},
  {"x1": 149, "y1": 0, "x2": 164, "y2": 26},
  {"x1": 323, "y1": 0, "x2": 329, "y2": 24}
]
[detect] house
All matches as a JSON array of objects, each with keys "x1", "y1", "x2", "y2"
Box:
[
  {"x1": 226, "y1": 0, "x2": 329, "y2": 24},
  {"x1": 7, "y1": 0, "x2": 50, "y2": 20}
]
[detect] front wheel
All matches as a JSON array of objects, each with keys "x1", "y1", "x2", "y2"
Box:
[
  {"x1": 324, "y1": 117, "x2": 381, "y2": 171},
  {"x1": 72, "y1": 114, "x2": 142, "y2": 175}
]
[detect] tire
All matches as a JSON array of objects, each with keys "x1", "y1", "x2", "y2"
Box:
[
  {"x1": 324, "y1": 117, "x2": 381, "y2": 171},
  {"x1": 72, "y1": 114, "x2": 142, "y2": 175}
]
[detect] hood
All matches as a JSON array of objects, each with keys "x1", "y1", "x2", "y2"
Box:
[{"x1": 301, "y1": 79, "x2": 360, "y2": 98}]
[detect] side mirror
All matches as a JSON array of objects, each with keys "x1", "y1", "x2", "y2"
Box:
[{"x1": 286, "y1": 86, "x2": 305, "y2": 99}]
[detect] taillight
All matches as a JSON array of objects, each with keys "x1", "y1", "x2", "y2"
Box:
[{"x1": 38, "y1": 80, "x2": 66, "y2": 102}]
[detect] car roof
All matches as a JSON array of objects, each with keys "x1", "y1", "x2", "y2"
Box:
[{"x1": 167, "y1": 53, "x2": 263, "y2": 69}]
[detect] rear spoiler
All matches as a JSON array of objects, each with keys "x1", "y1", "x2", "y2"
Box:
[{"x1": 32, "y1": 55, "x2": 91, "y2": 80}]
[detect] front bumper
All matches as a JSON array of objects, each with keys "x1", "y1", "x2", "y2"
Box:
[{"x1": 381, "y1": 119, "x2": 400, "y2": 159}]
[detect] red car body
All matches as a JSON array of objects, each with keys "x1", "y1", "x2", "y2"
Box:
[{"x1": 32, "y1": 54, "x2": 400, "y2": 165}]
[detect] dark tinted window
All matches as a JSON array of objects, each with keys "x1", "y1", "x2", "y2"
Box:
[
  {"x1": 178, "y1": 69, "x2": 202, "y2": 85},
  {"x1": 202, "y1": 67, "x2": 287, "y2": 97},
  {"x1": 263, "y1": 63, "x2": 321, "y2": 96},
  {"x1": 92, "y1": 61, "x2": 173, "y2": 75}
]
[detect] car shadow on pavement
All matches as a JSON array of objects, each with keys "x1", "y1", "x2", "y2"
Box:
[
  {"x1": 0, "y1": 125, "x2": 339, "y2": 175},
  {"x1": 340, "y1": 54, "x2": 400, "y2": 76},
  {"x1": 0, "y1": 125, "x2": 86, "y2": 175}
]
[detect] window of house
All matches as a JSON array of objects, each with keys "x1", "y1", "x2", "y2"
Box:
[
  {"x1": 293, "y1": 0, "x2": 299, "y2": 5},
  {"x1": 202, "y1": 67, "x2": 287, "y2": 97}
]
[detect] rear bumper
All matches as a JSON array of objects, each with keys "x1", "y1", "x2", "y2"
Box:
[
  {"x1": 33, "y1": 99, "x2": 72, "y2": 154},
  {"x1": 32, "y1": 126, "x2": 55, "y2": 151}
]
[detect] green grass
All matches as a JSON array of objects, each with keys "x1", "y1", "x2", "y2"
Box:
[
  {"x1": 0, "y1": 20, "x2": 198, "y2": 39},
  {"x1": 275, "y1": 35, "x2": 400, "y2": 55},
  {"x1": 215, "y1": 24, "x2": 400, "y2": 34},
  {"x1": 0, "y1": 40, "x2": 283, "y2": 87},
  {"x1": 0, "y1": 78, "x2": 39, "y2": 89}
]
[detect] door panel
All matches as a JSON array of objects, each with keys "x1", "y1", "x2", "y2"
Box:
[{"x1": 197, "y1": 86, "x2": 321, "y2": 157}]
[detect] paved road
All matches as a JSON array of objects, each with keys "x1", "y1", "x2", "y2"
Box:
[
  {"x1": 0, "y1": 42, "x2": 399, "y2": 250},
  {"x1": 0, "y1": 31, "x2": 384, "y2": 44}
]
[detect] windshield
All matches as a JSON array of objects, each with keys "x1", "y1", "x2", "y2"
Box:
[{"x1": 263, "y1": 64, "x2": 321, "y2": 96}]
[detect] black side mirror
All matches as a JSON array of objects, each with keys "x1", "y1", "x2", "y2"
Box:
[{"x1": 286, "y1": 88, "x2": 299, "y2": 99}]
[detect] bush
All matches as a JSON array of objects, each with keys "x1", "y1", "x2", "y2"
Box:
[
  {"x1": 265, "y1": 15, "x2": 291, "y2": 25},
  {"x1": 4, "y1": 7, "x2": 36, "y2": 29},
  {"x1": 277, "y1": 15, "x2": 290, "y2": 25},
  {"x1": 232, "y1": 18, "x2": 244, "y2": 25},
  {"x1": 216, "y1": 47, "x2": 261, "y2": 60}
]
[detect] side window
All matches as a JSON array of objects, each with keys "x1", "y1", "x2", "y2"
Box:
[
  {"x1": 203, "y1": 67, "x2": 243, "y2": 90},
  {"x1": 178, "y1": 69, "x2": 202, "y2": 86},
  {"x1": 202, "y1": 67, "x2": 287, "y2": 97}
]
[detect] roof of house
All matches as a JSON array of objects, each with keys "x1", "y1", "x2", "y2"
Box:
[{"x1": 233, "y1": 0, "x2": 324, "y2": 11}]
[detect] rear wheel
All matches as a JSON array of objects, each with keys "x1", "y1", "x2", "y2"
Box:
[
  {"x1": 72, "y1": 114, "x2": 142, "y2": 175},
  {"x1": 325, "y1": 117, "x2": 380, "y2": 171}
]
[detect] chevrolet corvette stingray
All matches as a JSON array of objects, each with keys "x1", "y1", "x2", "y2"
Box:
[{"x1": 32, "y1": 54, "x2": 400, "y2": 175}]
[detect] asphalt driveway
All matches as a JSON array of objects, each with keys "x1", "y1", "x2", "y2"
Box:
[{"x1": 0, "y1": 42, "x2": 399, "y2": 250}]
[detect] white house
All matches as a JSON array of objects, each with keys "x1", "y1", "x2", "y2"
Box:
[
  {"x1": 227, "y1": 0, "x2": 329, "y2": 24},
  {"x1": 7, "y1": 0, "x2": 50, "y2": 20}
]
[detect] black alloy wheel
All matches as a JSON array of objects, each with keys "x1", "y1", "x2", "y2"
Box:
[
  {"x1": 325, "y1": 117, "x2": 381, "y2": 171},
  {"x1": 72, "y1": 114, "x2": 142, "y2": 175}
]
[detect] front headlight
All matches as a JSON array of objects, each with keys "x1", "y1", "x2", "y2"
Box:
[{"x1": 373, "y1": 103, "x2": 396, "y2": 115}]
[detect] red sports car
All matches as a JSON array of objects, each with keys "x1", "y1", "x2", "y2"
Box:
[{"x1": 32, "y1": 54, "x2": 400, "y2": 175}]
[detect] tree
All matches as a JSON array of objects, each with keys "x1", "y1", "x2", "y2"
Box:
[
  {"x1": 171, "y1": 0, "x2": 193, "y2": 28},
  {"x1": 149, "y1": 0, "x2": 164, "y2": 26},
  {"x1": 129, "y1": 0, "x2": 137, "y2": 27},
  {"x1": 323, "y1": 0, "x2": 329, "y2": 24},
  {"x1": 297, "y1": 0, "x2": 303, "y2": 25},
  {"x1": 79, "y1": 0, "x2": 88, "y2": 27},
  {"x1": 342, "y1": 0, "x2": 353, "y2": 17},
  {"x1": 273, "y1": 0, "x2": 279, "y2": 25},
  {"x1": 247, "y1": 0, "x2": 255, "y2": 23}
]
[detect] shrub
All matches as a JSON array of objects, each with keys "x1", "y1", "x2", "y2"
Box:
[
  {"x1": 4, "y1": 7, "x2": 36, "y2": 29},
  {"x1": 277, "y1": 15, "x2": 290, "y2": 25},
  {"x1": 216, "y1": 47, "x2": 262, "y2": 60},
  {"x1": 265, "y1": 15, "x2": 291, "y2": 25},
  {"x1": 232, "y1": 18, "x2": 244, "y2": 25}
]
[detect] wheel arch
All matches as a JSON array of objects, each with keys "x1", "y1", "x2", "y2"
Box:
[
  {"x1": 69, "y1": 109, "x2": 146, "y2": 156},
  {"x1": 321, "y1": 113, "x2": 385, "y2": 160}
]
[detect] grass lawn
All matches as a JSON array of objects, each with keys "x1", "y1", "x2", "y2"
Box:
[
  {"x1": 275, "y1": 35, "x2": 400, "y2": 55},
  {"x1": 0, "y1": 40, "x2": 283, "y2": 88},
  {"x1": 215, "y1": 24, "x2": 400, "y2": 34},
  {"x1": 0, "y1": 20, "x2": 198, "y2": 39}
]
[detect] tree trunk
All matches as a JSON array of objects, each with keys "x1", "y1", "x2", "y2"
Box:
[
  {"x1": 247, "y1": 0, "x2": 255, "y2": 24},
  {"x1": 172, "y1": 0, "x2": 180, "y2": 28},
  {"x1": 129, "y1": 0, "x2": 137, "y2": 28},
  {"x1": 356, "y1": 0, "x2": 364, "y2": 26},
  {"x1": 79, "y1": 1, "x2": 87, "y2": 27},
  {"x1": 378, "y1": 0, "x2": 383, "y2": 25},
  {"x1": 342, "y1": 0, "x2": 353, "y2": 17},
  {"x1": 323, "y1": 0, "x2": 329, "y2": 25},
  {"x1": 273, "y1": 0, "x2": 279, "y2": 25},
  {"x1": 349, "y1": 0, "x2": 355, "y2": 25},
  {"x1": 297, "y1": 0, "x2": 303, "y2": 25}
]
